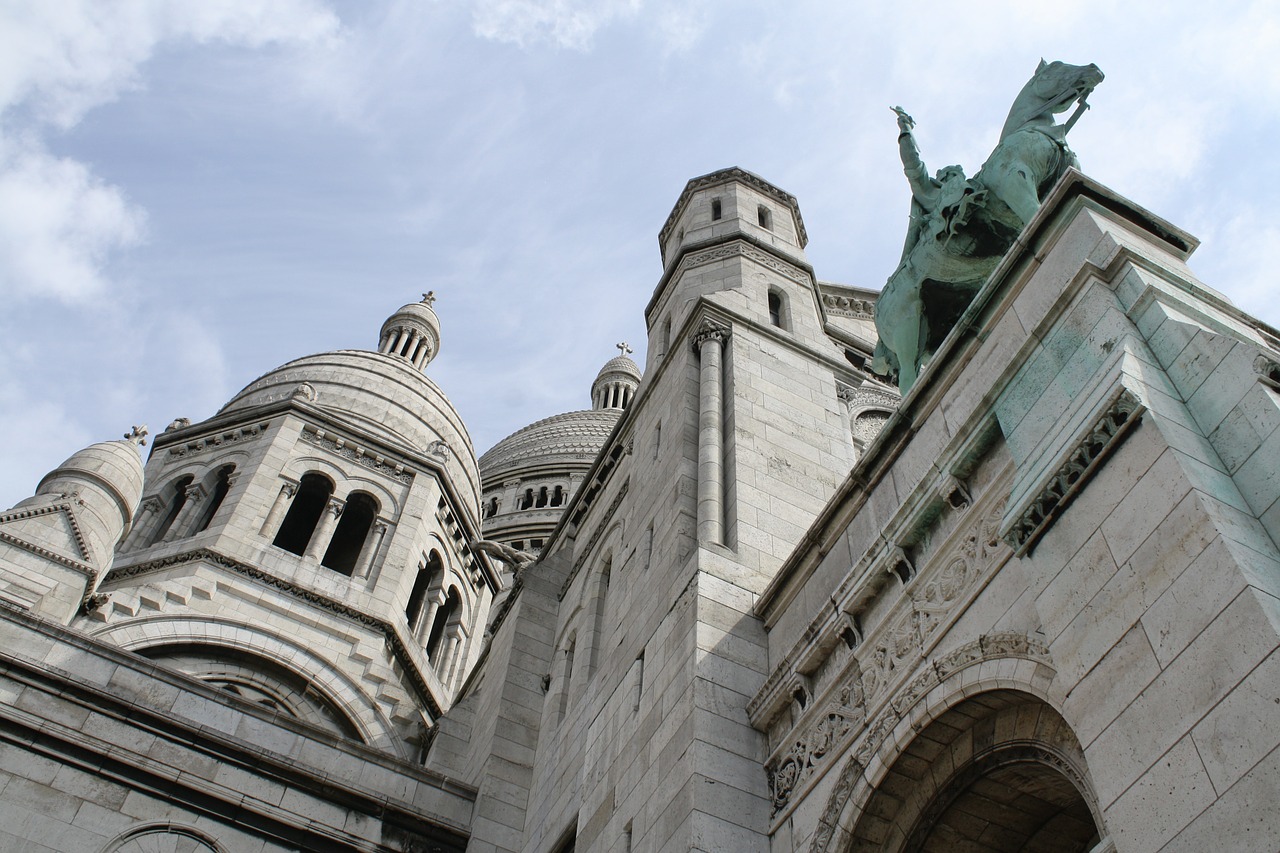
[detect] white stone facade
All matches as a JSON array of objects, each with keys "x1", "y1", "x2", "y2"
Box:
[{"x1": 0, "y1": 168, "x2": 1278, "y2": 852}]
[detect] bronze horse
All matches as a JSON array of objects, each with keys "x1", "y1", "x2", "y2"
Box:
[{"x1": 872, "y1": 60, "x2": 1104, "y2": 393}]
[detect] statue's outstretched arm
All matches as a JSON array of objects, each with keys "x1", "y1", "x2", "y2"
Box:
[{"x1": 893, "y1": 108, "x2": 933, "y2": 205}]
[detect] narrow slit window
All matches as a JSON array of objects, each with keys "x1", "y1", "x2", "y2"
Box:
[
  {"x1": 711, "y1": 198, "x2": 722, "y2": 220},
  {"x1": 757, "y1": 205, "x2": 772, "y2": 230}
]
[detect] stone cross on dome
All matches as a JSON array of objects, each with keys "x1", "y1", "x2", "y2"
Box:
[
  {"x1": 123, "y1": 425, "x2": 149, "y2": 447},
  {"x1": 616, "y1": 342, "x2": 632, "y2": 357},
  {"x1": 421, "y1": 291, "x2": 436, "y2": 307}
]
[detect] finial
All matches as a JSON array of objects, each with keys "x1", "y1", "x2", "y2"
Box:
[
  {"x1": 124, "y1": 425, "x2": 149, "y2": 447},
  {"x1": 616, "y1": 342, "x2": 633, "y2": 357},
  {"x1": 421, "y1": 291, "x2": 436, "y2": 307}
]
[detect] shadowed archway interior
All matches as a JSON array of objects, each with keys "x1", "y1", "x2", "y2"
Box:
[{"x1": 848, "y1": 690, "x2": 1103, "y2": 853}]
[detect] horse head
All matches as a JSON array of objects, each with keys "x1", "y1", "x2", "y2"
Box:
[{"x1": 1000, "y1": 59, "x2": 1104, "y2": 140}]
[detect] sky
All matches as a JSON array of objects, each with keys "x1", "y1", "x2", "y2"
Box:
[{"x1": 1, "y1": 0, "x2": 1277, "y2": 509}]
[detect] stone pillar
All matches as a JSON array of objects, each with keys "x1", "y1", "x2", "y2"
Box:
[
  {"x1": 162, "y1": 483, "x2": 206, "y2": 543},
  {"x1": 354, "y1": 520, "x2": 388, "y2": 579},
  {"x1": 419, "y1": 587, "x2": 447, "y2": 646},
  {"x1": 444, "y1": 624, "x2": 470, "y2": 686},
  {"x1": 693, "y1": 320, "x2": 730, "y2": 545},
  {"x1": 120, "y1": 495, "x2": 163, "y2": 551},
  {"x1": 399, "y1": 329, "x2": 419, "y2": 358},
  {"x1": 304, "y1": 497, "x2": 344, "y2": 560},
  {"x1": 259, "y1": 482, "x2": 297, "y2": 537}
]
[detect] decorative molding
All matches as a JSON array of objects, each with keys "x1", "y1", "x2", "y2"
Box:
[
  {"x1": 300, "y1": 428, "x2": 415, "y2": 484},
  {"x1": 0, "y1": 496, "x2": 94, "y2": 568},
  {"x1": 821, "y1": 293, "x2": 876, "y2": 319},
  {"x1": 691, "y1": 318, "x2": 732, "y2": 352},
  {"x1": 166, "y1": 423, "x2": 268, "y2": 459},
  {"x1": 1003, "y1": 389, "x2": 1144, "y2": 553},
  {"x1": 679, "y1": 240, "x2": 812, "y2": 289},
  {"x1": 768, "y1": 632, "x2": 1052, "y2": 825},
  {"x1": 103, "y1": 548, "x2": 443, "y2": 718}
]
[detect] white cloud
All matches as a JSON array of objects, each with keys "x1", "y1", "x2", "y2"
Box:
[
  {"x1": 470, "y1": 0, "x2": 641, "y2": 49},
  {"x1": 0, "y1": 0, "x2": 341, "y2": 304},
  {"x1": 0, "y1": 136, "x2": 145, "y2": 301}
]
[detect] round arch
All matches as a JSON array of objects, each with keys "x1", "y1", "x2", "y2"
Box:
[
  {"x1": 91, "y1": 615, "x2": 401, "y2": 753},
  {"x1": 808, "y1": 638, "x2": 1107, "y2": 853},
  {"x1": 846, "y1": 691, "x2": 1102, "y2": 852}
]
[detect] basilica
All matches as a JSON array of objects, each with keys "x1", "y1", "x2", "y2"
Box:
[{"x1": 1, "y1": 162, "x2": 1278, "y2": 852}]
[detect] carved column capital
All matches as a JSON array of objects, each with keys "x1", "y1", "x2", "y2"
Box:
[
  {"x1": 324, "y1": 497, "x2": 345, "y2": 518},
  {"x1": 691, "y1": 319, "x2": 732, "y2": 352},
  {"x1": 140, "y1": 495, "x2": 164, "y2": 515},
  {"x1": 183, "y1": 483, "x2": 208, "y2": 503}
]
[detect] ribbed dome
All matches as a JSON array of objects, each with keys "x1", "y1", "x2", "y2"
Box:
[
  {"x1": 479, "y1": 409, "x2": 620, "y2": 481},
  {"x1": 219, "y1": 350, "x2": 480, "y2": 507},
  {"x1": 594, "y1": 355, "x2": 641, "y2": 383}
]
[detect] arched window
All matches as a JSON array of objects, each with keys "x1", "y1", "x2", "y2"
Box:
[
  {"x1": 550, "y1": 485, "x2": 564, "y2": 507},
  {"x1": 557, "y1": 634, "x2": 576, "y2": 723},
  {"x1": 520, "y1": 488, "x2": 534, "y2": 510},
  {"x1": 148, "y1": 475, "x2": 194, "y2": 545},
  {"x1": 426, "y1": 586, "x2": 461, "y2": 664},
  {"x1": 321, "y1": 491, "x2": 378, "y2": 575},
  {"x1": 711, "y1": 198, "x2": 722, "y2": 220},
  {"x1": 768, "y1": 289, "x2": 786, "y2": 329},
  {"x1": 406, "y1": 550, "x2": 444, "y2": 631},
  {"x1": 272, "y1": 472, "x2": 333, "y2": 555},
  {"x1": 588, "y1": 555, "x2": 612, "y2": 676},
  {"x1": 536, "y1": 486, "x2": 549, "y2": 508},
  {"x1": 758, "y1": 205, "x2": 772, "y2": 230},
  {"x1": 484, "y1": 496, "x2": 499, "y2": 518},
  {"x1": 192, "y1": 464, "x2": 235, "y2": 534}
]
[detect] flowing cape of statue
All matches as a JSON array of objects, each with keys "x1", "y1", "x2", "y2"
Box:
[{"x1": 872, "y1": 60, "x2": 1104, "y2": 394}]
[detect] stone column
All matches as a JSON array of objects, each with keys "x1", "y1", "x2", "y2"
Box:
[
  {"x1": 693, "y1": 320, "x2": 730, "y2": 545},
  {"x1": 444, "y1": 624, "x2": 470, "y2": 686},
  {"x1": 162, "y1": 483, "x2": 206, "y2": 543},
  {"x1": 354, "y1": 520, "x2": 388, "y2": 579},
  {"x1": 304, "y1": 497, "x2": 344, "y2": 560},
  {"x1": 120, "y1": 496, "x2": 163, "y2": 551},
  {"x1": 419, "y1": 587, "x2": 447, "y2": 646},
  {"x1": 259, "y1": 482, "x2": 297, "y2": 537}
]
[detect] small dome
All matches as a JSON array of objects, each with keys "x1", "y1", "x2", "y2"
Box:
[
  {"x1": 595, "y1": 355, "x2": 642, "y2": 383},
  {"x1": 479, "y1": 409, "x2": 620, "y2": 482},
  {"x1": 591, "y1": 345, "x2": 642, "y2": 411},
  {"x1": 36, "y1": 430, "x2": 147, "y2": 521},
  {"x1": 378, "y1": 292, "x2": 441, "y2": 371}
]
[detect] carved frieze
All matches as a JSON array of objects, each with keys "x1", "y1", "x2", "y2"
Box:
[
  {"x1": 1003, "y1": 389, "x2": 1143, "y2": 552},
  {"x1": 166, "y1": 423, "x2": 268, "y2": 459},
  {"x1": 767, "y1": 631, "x2": 1053, "y2": 823},
  {"x1": 767, "y1": 664, "x2": 867, "y2": 816},
  {"x1": 821, "y1": 293, "x2": 876, "y2": 319},
  {"x1": 300, "y1": 428, "x2": 414, "y2": 484}
]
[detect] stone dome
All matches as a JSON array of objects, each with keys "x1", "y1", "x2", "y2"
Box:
[
  {"x1": 594, "y1": 354, "x2": 642, "y2": 384},
  {"x1": 590, "y1": 346, "x2": 641, "y2": 411},
  {"x1": 35, "y1": 433, "x2": 146, "y2": 519},
  {"x1": 219, "y1": 350, "x2": 481, "y2": 509},
  {"x1": 479, "y1": 409, "x2": 619, "y2": 483},
  {"x1": 379, "y1": 294, "x2": 441, "y2": 371}
]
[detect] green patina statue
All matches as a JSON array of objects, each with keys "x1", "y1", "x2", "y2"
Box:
[{"x1": 872, "y1": 60, "x2": 1104, "y2": 393}]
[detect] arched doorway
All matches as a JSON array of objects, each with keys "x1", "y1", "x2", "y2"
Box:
[{"x1": 847, "y1": 691, "x2": 1104, "y2": 852}]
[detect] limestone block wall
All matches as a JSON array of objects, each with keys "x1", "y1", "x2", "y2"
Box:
[
  {"x1": 750, "y1": 174, "x2": 1280, "y2": 851},
  {"x1": 0, "y1": 607, "x2": 473, "y2": 852}
]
